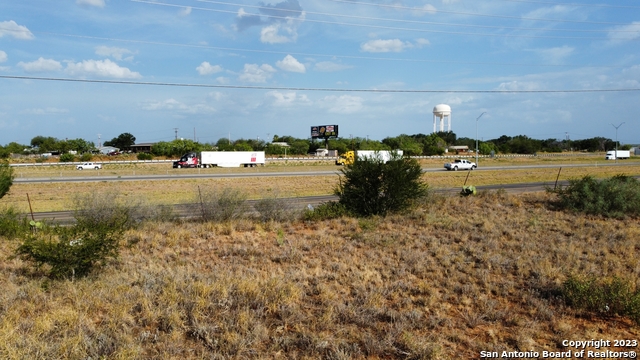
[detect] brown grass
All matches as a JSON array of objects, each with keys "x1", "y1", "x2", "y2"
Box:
[
  {"x1": 5, "y1": 161, "x2": 640, "y2": 213},
  {"x1": 1, "y1": 191, "x2": 638, "y2": 359}
]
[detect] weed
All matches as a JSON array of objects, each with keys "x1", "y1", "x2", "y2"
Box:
[
  {"x1": 303, "y1": 201, "x2": 350, "y2": 221},
  {"x1": 562, "y1": 276, "x2": 640, "y2": 324},
  {"x1": 253, "y1": 193, "x2": 297, "y2": 222},
  {"x1": 197, "y1": 187, "x2": 247, "y2": 222}
]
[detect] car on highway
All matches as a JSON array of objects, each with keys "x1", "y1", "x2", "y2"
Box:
[
  {"x1": 76, "y1": 162, "x2": 102, "y2": 170},
  {"x1": 444, "y1": 159, "x2": 476, "y2": 171}
]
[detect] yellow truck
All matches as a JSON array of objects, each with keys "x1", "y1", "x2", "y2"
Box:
[{"x1": 335, "y1": 150, "x2": 403, "y2": 166}]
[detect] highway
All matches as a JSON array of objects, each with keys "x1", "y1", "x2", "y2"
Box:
[{"x1": 13, "y1": 161, "x2": 640, "y2": 184}]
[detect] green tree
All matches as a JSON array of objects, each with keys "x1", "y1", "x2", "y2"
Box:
[
  {"x1": 0, "y1": 161, "x2": 14, "y2": 199},
  {"x1": 104, "y1": 132, "x2": 136, "y2": 150},
  {"x1": 30, "y1": 136, "x2": 58, "y2": 152},
  {"x1": 336, "y1": 151, "x2": 427, "y2": 217}
]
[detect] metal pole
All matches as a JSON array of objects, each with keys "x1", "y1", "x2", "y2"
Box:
[
  {"x1": 476, "y1": 112, "x2": 486, "y2": 165},
  {"x1": 611, "y1": 122, "x2": 625, "y2": 163}
]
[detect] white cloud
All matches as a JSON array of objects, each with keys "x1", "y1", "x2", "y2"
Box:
[
  {"x1": 76, "y1": 0, "x2": 105, "y2": 8},
  {"x1": 0, "y1": 51, "x2": 7, "y2": 63},
  {"x1": 412, "y1": 4, "x2": 437, "y2": 16},
  {"x1": 0, "y1": 20, "x2": 34, "y2": 40},
  {"x1": 319, "y1": 95, "x2": 363, "y2": 114},
  {"x1": 276, "y1": 55, "x2": 305, "y2": 73},
  {"x1": 142, "y1": 98, "x2": 215, "y2": 114},
  {"x1": 361, "y1": 39, "x2": 413, "y2": 53},
  {"x1": 196, "y1": 62, "x2": 223, "y2": 76},
  {"x1": 261, "y1": 24, "x2": 292, "y2": 44},
  {"x1": 415, "y1": 38, "x2": 430, "y2": 47},
  {"x1": 235, "y1": 0, "x2": 306, "y2": 44},
  {"x1": 95, "y1": 46, "x2": 135, "y2": 61},
  {"x1": 497, "y1": 81, "x2": 541, "y2": 91},
  {"x1": 266, "y1": 91, "x2": 310, "y2": 106},
  {"x1": 314, "y1": 61, "x2": 352, "y2": 72},
  {"x1": 180, "y1": 6, "x2": 192, "y2": 16},
  {"x1": 65, "y1": 59, "x2": 141, "y2": 79},
  {"x1": 22, "y1": 107, "x2": 69, "y2": 115},
  {"x1": 534, "y1": 46, "x2": 574, "y2": 65},
  {"x1": 608, "y1": 22, "x2": 640, "y2": 43},
  {"x1": 18, "y1": 58, "x2": 62, "y2": 72},
  {"x1": 238, "y1": 64, "x2": 276, "y2": 83}
]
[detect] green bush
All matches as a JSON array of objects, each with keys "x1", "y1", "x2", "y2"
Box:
[
  {"x1": 80, "y1": 153, "x2": 93, "y2": 162},
  {"x1": 0, "y1": 208, "x2": 30, "y2": 239},
  {"x1": 562, "y1": 276, "x2": 640, "y2": 324},
  {"x1": 137, "y1": 152, "x2": 153, "y2": 160},
  {"x1": 302, "y1": 201, "x2": 350, "y2": 221},
  {"x1": 335, "y1": 152, "x2": 428, "y2": 217},
  {"x1": 0, "y1": 161, "x2": 13, "y2": 199},
  {"x1": 550, "y1": 175, "x2": 640, "y2": 218},
  {"x1": 59, "y1": 153, "x2": 75, "y2": 162},
  {"x1": 14, "y1": 222, "x2": 123, "y2": 279}
]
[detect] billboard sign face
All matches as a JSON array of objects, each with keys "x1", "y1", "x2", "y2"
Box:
[{"x1": 311, "y1": 125, "x2": 339, "y2": 139}]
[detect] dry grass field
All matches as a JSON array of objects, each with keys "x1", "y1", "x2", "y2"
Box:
[
  {"x1": 4, "y1": 159, "x2": 640, "y2": 213},
  {"x1": 1, "y1": 190, "x2": 639, "y2": 359}
]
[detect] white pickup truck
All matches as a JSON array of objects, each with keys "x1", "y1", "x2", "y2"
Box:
[
  {"x1": 444, "y1": 159, "x2": 477, "y2": 171},
  {"x1": 76, "y1": 162, "x2": 102, "y2": 170}
]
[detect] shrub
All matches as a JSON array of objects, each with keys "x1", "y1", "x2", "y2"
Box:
[
  {"x1": 14, "y1": 222, "x2": 123, "y2": 279},
  {"x1": 550, "y1": 175, "x2": 640, "y2": 218},
  {"x1": 335, "y1": 152, "x2": 428, "y2": 217},
  {"x1": 196, "y1": 187, "x2": 247, "y2": 222},
  {"x1": 137, "y1": 152, "x2": 153, "y2": 160},
  {"x1": 303, "y1": 201, "x2": 350, "y2": 221},
  {"x1": 0, "y1": 161, "x2": 13, "y2": 199},
  {"x1": 562, "y1": 276, "x2": 640, "y2": 324},
  {"x1": 59, "y1": 153, "x2": 76, "y2": 162},
  {"x1": 80, "y1": 153, "x2": 93, "y2": 162},
  {"x1": 253, "y1": 194, "x2": 297, "y2": 222},
  {"x1": 0, "y1": 208, "x2": 30, "y2": 239}
]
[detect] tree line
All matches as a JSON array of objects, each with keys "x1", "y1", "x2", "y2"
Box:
[{"x1": 0, "y1": 132, "x2": 632, "y2": 159}]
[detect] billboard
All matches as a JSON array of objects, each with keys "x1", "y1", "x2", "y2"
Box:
[{"x1": 311, "y1": 125, "x2": 339, "y2": 139}]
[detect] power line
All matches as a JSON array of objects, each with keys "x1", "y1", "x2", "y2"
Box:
[
  {"x1": 2, "y1": 75, "x2": 640, "y2": 94},
  {"x1": 1, "y1": 26, "x2": 627, "y2": 69},
  {"x1": 496, "y1": 0, "x2": 640, "y2": 9},
  {"x1": 132, "y1": 0, "x2": 628, "y2": 40},
  {"x1": 327, "y1": 0, "x2": 637, "y2": 26},
  {"x1": 195, "y1": 0, "x2": 639, "y2": 34}
]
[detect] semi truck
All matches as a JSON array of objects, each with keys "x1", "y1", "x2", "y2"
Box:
[
  {"x1": 173, "y1": 151, "x2": 265, "y2": 168},
  {"x1": 335, "y1": 150, "x2": 403, "y2": 166},
  {"x1": 605, "y1": 150, "x2": 630, "y2": 160}
]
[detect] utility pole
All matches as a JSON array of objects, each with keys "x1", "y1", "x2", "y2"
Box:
[
  {"x1": 611, "y1": 122, "x2": 625, "y2": 163},
  {"x1": 475, "y1": 112, "x2": 486, "y2": 166},
  {"x1": 97, "y1": 134, "x2": 101, "y2": 148},
  {"x1": 174, "y1": 128, "x2": 178, "y2": 140}
]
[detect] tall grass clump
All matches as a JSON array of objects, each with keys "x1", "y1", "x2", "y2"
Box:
[
  {"x1": 336, "y1": 152, "x2": 428, "y2": 217},
  {"x1": 253, "y1": 193, "x2": 298, "y2": 222},
  {"x1": 72, "y1": 190, "x2": 174, "y2": 229},
  {"x1": 562, "y1": 276, "x2": 640, "y2": 324},
  {"x1": 302, "y1": 201, "x2": 350, "y2": 221},
  {"x1": 550, "y1": 175, "x2": 640, "y2": 218},
  {"x1": 196, "y1": 187, "x2": 247, "y2": 222}
]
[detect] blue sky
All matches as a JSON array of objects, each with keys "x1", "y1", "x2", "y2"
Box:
[{"x1": 1, "y1": 0, "x2": 639, "y2": 146}]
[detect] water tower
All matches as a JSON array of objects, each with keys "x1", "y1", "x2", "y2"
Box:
[{"x1": 433, "y1": 104, "x2": 451, "y2": 133}]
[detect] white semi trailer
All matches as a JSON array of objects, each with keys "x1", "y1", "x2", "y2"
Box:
[
  {"x1": 173, "y1": 151, "x2": 265, "y2": 168},
  {"x1": 605, "y1": 150, "x2": 630, "y2": 160}
]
